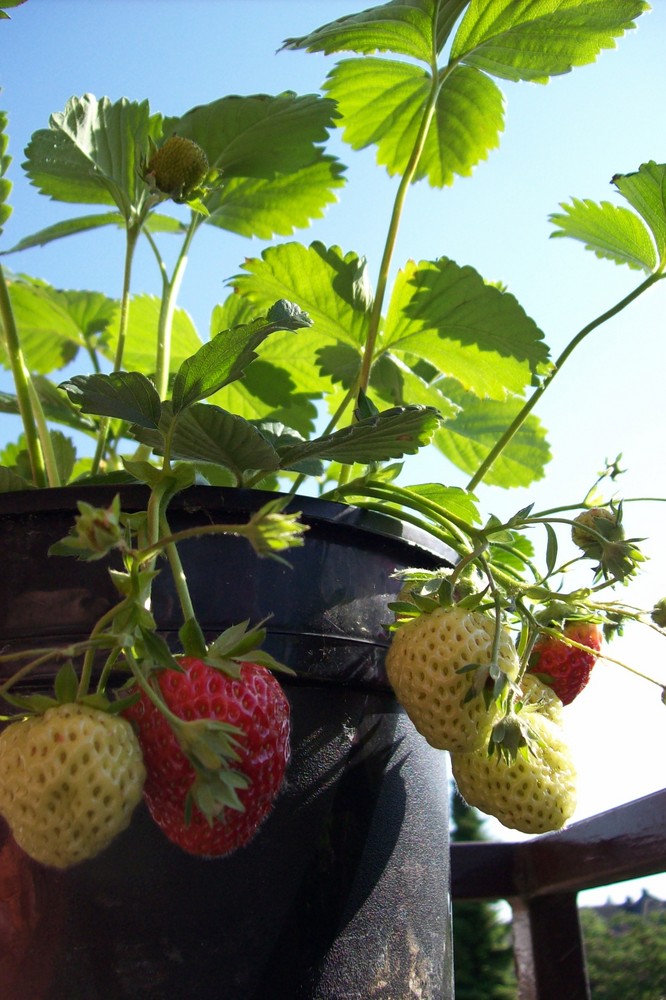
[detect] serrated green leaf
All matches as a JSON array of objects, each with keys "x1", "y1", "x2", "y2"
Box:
[
  {"x1": 0, "y1": 275, "x2": 88, "y2": 374},
  {"x1": 0, "y1": 464, "x2": 33, "y2": 492},
  {"x1": 2, "y1": 212, "x2": 126, "y2": 254},
  {"x1": 405, "y1": 482, "x2": 482, "y2": 525},
  {"x1": 278, "y1": 404, "x2": 441, "y2": 467},
  {"x1": 550, "y1": 197, "x2": 656, "y2": 272},
  {"x1": 612, "y1": 161, "x2": 666, "y2": 267},
  {"x1": 451, "y1": 0, "x2": 648, "y2": 84},
  {"x1": 0, "y1": 111, "x2": 11, "y2": 234},
  {"x1": 205, "y1": 153, "x2": 345, "y2": 239},
  {"x1": 133, "y1": 402, "x2": 281, "y2": 480},
  {"x1": 50, "y1": 430, "x2": 77, "y2": 485},
  {"x1": 384, "y1": 258, "x2": 549, "y2": 399},
  {"x1": 23, "y1": 95, "x2": 164, "y2": 218},
  {"x1": 60, "y1": 371, "x2": 162, "y2": 428},
  {"x1": 172, "y1": 306, "x2": 311, "y2": 413},
  {"x1": 281, "y1": 0, "x2": 470, "y2": 61},
  {"x1": 168, "y1": 91, "x2": 339, "y2": 179},
  {"x1": 434, "y1": 380, "x2": 551, "y2": 487},
  {"x1": 324, "y1": 58, "x2": 504, "y2": 187},
  {"x1": 234, "y1": 241, "x2": 372, "y2": 349}
]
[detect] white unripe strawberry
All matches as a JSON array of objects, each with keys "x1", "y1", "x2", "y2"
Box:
[
  {"x1": 451, "y1": 706, "x2": 576, "y2": 834},
  {"x1": 385, "y1": 606, "x2": 520, "y2": 753},
  {"x1": 0, "y1": 703, "x2": 145, "y2": 868}
]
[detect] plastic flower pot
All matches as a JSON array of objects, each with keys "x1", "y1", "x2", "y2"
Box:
[{"x1": 0, "y1": 486, "x2": 454, "y2": 1000}]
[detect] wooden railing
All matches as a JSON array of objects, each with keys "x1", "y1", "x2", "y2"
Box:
[{"x1": 450, "y1": 788, "x2": 666, "y2": 999}]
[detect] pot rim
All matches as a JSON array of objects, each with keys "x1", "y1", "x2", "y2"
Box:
[{"x1": 0, "y1": 483, "x2": 456, "y2": 563}]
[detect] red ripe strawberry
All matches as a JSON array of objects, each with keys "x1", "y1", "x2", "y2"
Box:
[
  {"x1": 527, "y1": 622, "x2": 602, "y2": 706},
  {"x1": 125, "y1": 657, "x2": 290, "y2": 857}
]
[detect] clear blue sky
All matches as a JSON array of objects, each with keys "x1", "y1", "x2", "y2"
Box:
[{"x1": 3, "y1": 0, "x2": 666, "y2": 905}]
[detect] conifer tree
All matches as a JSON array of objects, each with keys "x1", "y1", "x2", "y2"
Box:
[{"x1": 451, "y1": 791, "x2": 516, "y2": 1000}]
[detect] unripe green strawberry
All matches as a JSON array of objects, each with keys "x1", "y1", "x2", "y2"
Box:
[
  {"x1": 385, "y1": 606, "x2": 520, "y2": 753},
  {"x1": 0, "y1": 704, "x2": 145, "y2": 868},
  {"x1": 146, "y1": 135, "x2": 208, "y2": 201},
  {"x1": 571, "y1": 507, "x2": 619, "y2": 558},
  {"x1": 571, "y1": 507, "x2": 643, "y2": 581},
  {"x1": 451, "y1": 709, "x2": 576, "y2": 834}
]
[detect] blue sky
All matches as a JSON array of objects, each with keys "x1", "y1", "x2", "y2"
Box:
[{"x1": 3, "y1": 0, "x2": 666, "y2": 904}]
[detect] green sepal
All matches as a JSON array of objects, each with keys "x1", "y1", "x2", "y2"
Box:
[
  {"x1": 1, "y1": 691, "x2": 60, "y2": 714},
  {"x1": 179, "y1": 617, "x2": 208, "y2": 659},
  {"x1": 206, "y1": 618, "x2": 294, "y2": 676},
  {"x1": 54, "y1": 661, "x2": 79, "y2": 703},
  {"x1": 137, "y1": 626, "x2": 181, "y2": 671},
  {"x1": 187, "y1": 764, "x2": 249, "y2": 826}
]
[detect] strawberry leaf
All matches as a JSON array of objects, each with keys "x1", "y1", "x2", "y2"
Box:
[
  {"x1": 281, "y1": 0, "x2": 470, "y2": 62},
  {"x1": 132, "y1": 403, "x2": 281, "y2": 480},
  {"x1": 451, "y1": 0, "x2": 648, "y2": 84},
  {"x1": 433, "y1": 381, "x2": 551, "y2": 488},
  {"x1": 167, "y1": 92, "x2": 339, "y2": 180},
  {"x1": 278, "y1": 404, "x2": 441, "y2": 467},
  {"x1": 549, "y1": 198, "x2": 657, "y2": 272},
  {"x1": 205, "y1": 154, "x2": 345, "y2": 240},
  {"x1": 60, "y1": 371, "x2": 162, "y2": 428},
  {"x1": 22, "y1": 95, "x2": 163, "y2": 218},
  {"x1": 171, "y1": 302, "x2": 312, "y2": 413},
  {"x1": 324, "y1": 58, "x2": 504, "y2": 187},
  {"x1": 0, "y1": 111, "x2": 12, "y2": 235},
  {"x1": 384, "y1": 258, "x2": 549, "y2": 399},
  {"x1": 612, "y1": 161, "x2": 666, "y2": 268}
]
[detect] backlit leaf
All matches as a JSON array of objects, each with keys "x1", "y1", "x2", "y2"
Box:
[
  {"x1": 550, "y1": 198, "x2": 656, "y2": 272},
  {"x1": 451, "y1": 0, "x2": 648, "y2": 84},
  {"x1": 383, "y1": 258, "x2": 549, "y2": 399},
  {"x1": 324, "y1": 58, "x2": 504, "y2": 186}
]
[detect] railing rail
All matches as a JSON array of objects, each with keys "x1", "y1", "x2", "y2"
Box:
[{"x1": 450, "y1": 788, "x2": 666, "y2": 999}]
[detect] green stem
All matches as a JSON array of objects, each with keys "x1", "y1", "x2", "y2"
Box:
[
  {"x1": 0, "y1": 265, "x2": 48, "y2": 486},
  {"x1": 161, "y1": 511, "x2": 197, "y2": 624},
  {"x1": 356, "y1": 57, "x2": 445, "y2": 399},
  {"x1": 76, "y1": 597, "x2": 132, "y2": 699},
  {"x1": 91, "y1": 223, "x2": 142, "y2": 475},
  {"x1": 149, "y1": 214, "x2": 200, "y2": 400},
  {"x1": 467, "y1": 271, "x2": 664, "y2": 491}
]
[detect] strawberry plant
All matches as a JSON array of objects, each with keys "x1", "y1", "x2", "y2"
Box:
[{"x1": 0, "y1": 0, "x2": 665, "y2": 879}]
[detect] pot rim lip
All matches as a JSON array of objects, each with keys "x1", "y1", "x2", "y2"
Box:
[{"x1": 0, "y1": 483, "x2": 455, "y2": 562}]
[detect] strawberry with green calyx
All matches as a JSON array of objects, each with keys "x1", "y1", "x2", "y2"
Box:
[
  {"x1": 0, "y1": 682, "x2": 145, "y2": 868},
  {"x1": 124, "y1": 622, "x2": 291, "y2": 857},
  {"x1": 47, "y1": 494, "x2": 125, "y2": 561},
  {"x1": 651, "y1": 598, "x2": 666, "y2": 629},
  {"x1": 144, "y1": 134, "x2": 209, "y2": 203},
  {"x1": 527, "y1": 620, "x2": 602, "y2": 706},
  {"x1": 385, "y1": 604, "x2": 520, "y2": 753},
  {"x1": 571, "y1": 505, "x2": 645, "y2": 582},
  {"x1": 451, "y1": 677, "x2": 576, "y2": 834}
]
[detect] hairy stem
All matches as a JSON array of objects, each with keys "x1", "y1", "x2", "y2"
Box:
[{"x1": 0, "y1": 265, "x2": 49, "y2": 486}]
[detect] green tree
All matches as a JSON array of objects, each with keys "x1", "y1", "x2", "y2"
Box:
[
  {"x1": 451, "y1": 791, "x2": 516, "y2": 1000},
  {"x1": 581, "y1": 904, "x2": 666, "y2": 999}
]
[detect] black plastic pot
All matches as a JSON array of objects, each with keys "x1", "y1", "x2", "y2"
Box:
[{"x1": 0, "y1": 486, "x2": 455, "y2": 1000}]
